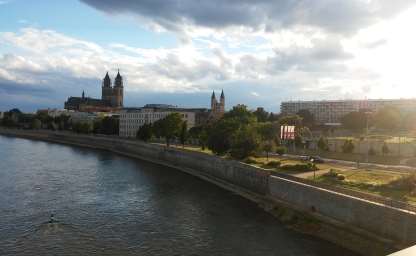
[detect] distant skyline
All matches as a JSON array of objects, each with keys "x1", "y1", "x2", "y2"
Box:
[{"x1": 1, "y1": 0, "x2": 416, "y2": 112}]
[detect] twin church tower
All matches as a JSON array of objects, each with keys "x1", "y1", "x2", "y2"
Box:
[{"x1": 102, "y1": 70, "x2": 124, "y2": 108}]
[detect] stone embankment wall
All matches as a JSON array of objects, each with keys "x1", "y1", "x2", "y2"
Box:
[{"x1": 1, "y1": 129, "x2": 416, "y2": 255}]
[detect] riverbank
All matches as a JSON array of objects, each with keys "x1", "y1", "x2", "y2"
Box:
[{"x1": 1, "y1": 128, "x2": 414, "y2": 255}]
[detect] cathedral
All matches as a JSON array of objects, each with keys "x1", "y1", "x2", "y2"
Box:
[
  {"x1": 64, "y1": 71, "x2": 124, "y2": 112},
  {"x1": 210, "y1": 90, "x2": 225, "y2": 119}
]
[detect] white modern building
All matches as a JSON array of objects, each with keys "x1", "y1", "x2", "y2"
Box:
[
  {"x1": 281, "y1": 99, "x2": 416, "y2": 125},
  {"x1": 119, "y1": 105, "x2": 204, "y2": 138},
  {"x1": 0, "y1": 111, "x2": 4, "y2": 120}
]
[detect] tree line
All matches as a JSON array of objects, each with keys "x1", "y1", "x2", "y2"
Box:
[
  {"x1": 0, "y1": 109, "x2": 119, "y2": 135},
  {"x1": 136, "y1": 105, "x2": 314, "y2": 160}
]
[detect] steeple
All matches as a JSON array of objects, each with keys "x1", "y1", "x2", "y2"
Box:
[
  {"x1": 82, "y1": 90, "x2": 85, "y2": 99},
  {"x1": 211, "y1": 91, "x2": 216, "y2": 99},
  {"x1": 103, "y1": 72, "x2": 111, "y2": 87},
  {"x1": 220, "y1": 89, "x2": 224, "y2": 99},
  {"x1": 114, "y1": 69, "x2": 123, "y2": 87}
]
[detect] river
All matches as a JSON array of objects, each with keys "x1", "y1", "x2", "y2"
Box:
[{"x1": 0, "y1": 135, "x2": 357, "y2": 255}]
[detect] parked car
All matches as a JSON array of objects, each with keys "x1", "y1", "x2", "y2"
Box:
[{"x1": 309, "y1": 156, "x2": 324, "y2": 163}]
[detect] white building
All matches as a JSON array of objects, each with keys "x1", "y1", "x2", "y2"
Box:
[
  {"x1": 281, "y1": 99, "x2": 416, "y2": 125},
  {"x1": 119, "y1": 106, "x2": 199, "y2": 138},
  {"x1": 0, "y1": 111, "x2": 4, "y2": 119}
]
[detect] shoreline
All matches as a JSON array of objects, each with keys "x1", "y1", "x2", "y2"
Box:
[{"x1": 1, "y1": 128, "x2": 411, "y2": 255}]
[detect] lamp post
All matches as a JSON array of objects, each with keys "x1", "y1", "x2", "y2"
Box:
[{"x1": 364, "y1": 111, "x2": 372, "y2": 163}]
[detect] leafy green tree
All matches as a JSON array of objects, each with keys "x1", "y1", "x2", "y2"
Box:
[
  {"x1": 317, "y1": 137, "x2": 329, "y2": 151},
  {"x1": 72, "y1": 122, "x2": 92, "y2": 134},
  {"x1": 31, "y1": 119, "x2": 42, "y2": 129},
  {"x1": 153, "y1": 113, "x2": 183, "y2": 147},
  {"x1": 373, "y1": 106, "x2": 401, "y2": 131},
  {"x1": 341, "y1": 111, "x2": 367, "y2": 131},
  {"x1": 207, "y1": 118, "x2": 239, "y2": 155},
  {"x1": 262, "y1": 140, "x2": 276, "y2": 161},
  {"x1": 268, "y1": 112, "x2": 281, "y2": 122},
  {"x1": 55, "y1": 114, "x2": 71, "y2": 130},
  {"x1": 230, "y1": 125, "x2": 260, "y2": 159},
  {"x1": 278, "y1": 115, "x2": 303, "y2": 126},
  {"x1": 179, "y1": 121, "x2": 188, "y2": 148},
  {"x1": 223, "y1": 104, "x2": 257, "y2": 125},
  {"x1": 136, "y1": 123, "x2": 153, "y2": 142},
  {"x1": 188, "y1": 126, "x2": 209, "y2": 150},
  {"x1": 342, "y1": 140, "x2": 355, "y2": 153},
  {"x1": 297, "y1": 109, "x2": 314, "y2": 127},
  {"x1": 253, "y1": 107, "x2": 269, "y2": 122},
  {"x1": 100, "y1": 116, "x2": 119, "y2": 135}
]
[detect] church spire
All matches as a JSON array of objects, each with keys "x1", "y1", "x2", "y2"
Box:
[
  {"x1": 211, "y1": 91, "x2": 216, "y2": 99},
  {"x1": 220, "y1": 89, "x2": 224, "y2": 98}
]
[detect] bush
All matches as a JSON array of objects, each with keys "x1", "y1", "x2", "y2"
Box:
[
  {"x1": 386, "y1": 174, "x2": 416, "y2": 191},
  {"x1": 275, "y1": 146, "x2": 287, "y2": 155},
  {"x1": 280, "y1": 163, "x2": 318, "y2": 172},
  {"x1": 337, "y1": 174, "x2": 346, "y2": 181},
  {"x1": 243, "y1": 157, "x2": 259, "y2": 164},
  {"x1": 323, "y1": 169, "x2": 340, "y2": 178},
  {"x1": 265, "y1": 161, "x2": 281, "y2": 168},
  {"x1": 342, "y1": 140, "x2": 355, "y2": 153},
  {"x1": 368, "y1": 147, "x2": 376, "y2": 156}
]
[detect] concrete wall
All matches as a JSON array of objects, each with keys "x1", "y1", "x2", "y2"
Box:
[{"x1": 269, "y1": 175, "x2": 416, "y2": 246}]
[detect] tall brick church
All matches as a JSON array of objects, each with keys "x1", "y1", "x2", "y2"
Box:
[{"x1": 65, "y1": 71, "x2": 124, "y2": 111}]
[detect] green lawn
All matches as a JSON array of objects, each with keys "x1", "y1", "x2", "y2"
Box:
[{"x1": 313, "y1": 168, "x2": 416, "y2": 204}]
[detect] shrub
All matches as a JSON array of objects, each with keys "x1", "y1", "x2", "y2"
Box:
[
  {"x1": 387, "y1": 174, "x2": 416, "y2": 191},
  {"x1": 342, "y1": 140, "x2": 355, "y2": 153},
  {"x1": 368, "y1": 147, "x2": 376, "y2": 156},
  {"x1": 243, "y1": 157, "x2": 259, "y2": 164},
  {"x1": 337, "y1": 174, "x2": 346, "y2": 181},
  {"x1": 323, "y1": 169, "x2": 339, "y2": 178},
  {"x1": 280, "y1": 163, "x2": 318, "y2": 172},
  {"x1": 265, "y1": 161, "x2": 281, "y2": 168},
  {"x1": 275, "y1": 146, "x2": 287, "y2": 155}
]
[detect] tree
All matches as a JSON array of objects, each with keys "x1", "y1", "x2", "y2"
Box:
[
  {"x1": 207, "y1": 118, "x2": 239, "y2": 155},
  {"x1": 72, "y1": 122, "x2": 92, "y2": 134},
  {"x1": 382, "y1": 142, "x2": 390, "y2": 155},
  {"x1": 278, "y1": 115, "x2": 303, "y2": 127},
  {"x1": 179, "y1": 121, "x2": 188, "y2": 148},
  {"x1": 342, "y1": 140, "x2": 355, "y2": 153},
  {"x1": 253, "y1": 107, "x2": 269, "y2": 122},
  {"x1": 153, "y1": 113, "x2": 183, "y2": 147},
  {"x1": 317, "y1": 137, "x2": 329, "y2": 151},
  {"x1": 297, "y1": 109, "x2": 314, "y2": 127},
  {"x1": 373, "y1": 106, "x2": 401, "y2": 131},
  {"x1": 230, "y1": 125, "x2": 260, "y2": 159},
  {"x1": 189, "y1": 126, "x2": 209, "y2": 150},
  {"x1": 340, "y1": 111, "x2": 367, "y2": 131},
  {"x1": 223, "y1": 104, "x2": 257, "y2": 125},
  {"x1": 136, "y1": 123, "x2": 153, "y2": 142},
  {"x1": 262, "y1": 140, "x2": 276, "y2": 161},
  {"x1": 31, "y1": 119, "x2": 42, "y2": 129},
  {"x1": 100, "y1": 116, "x2": 119, "y2": 135}
]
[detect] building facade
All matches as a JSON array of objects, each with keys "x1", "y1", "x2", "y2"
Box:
[
  {"x1": 65, "y1": 71, "x2": 124, "y2": 111},
  {"x1": 281, "y1": 99, "x2": 416, "y2": 125},
  {"x1": 119, "y1": 106, "x2": 201, "y2": 137}
]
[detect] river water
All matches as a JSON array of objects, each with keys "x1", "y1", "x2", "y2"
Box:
[{"x1": 0, "y1": 135, "x2": 357, "y2": 255}]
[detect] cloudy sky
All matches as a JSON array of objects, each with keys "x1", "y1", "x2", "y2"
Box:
[{"x1": 1, "y1": 0, "x2": 416, "y2": 112}]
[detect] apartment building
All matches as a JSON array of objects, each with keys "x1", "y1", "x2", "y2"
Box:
[
  {"x1": 119, "y1": 106, "x2": 207, "y2": 137},
  {"x1": 281, "y1": 99, "x2": 416, "y2": 124}
]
